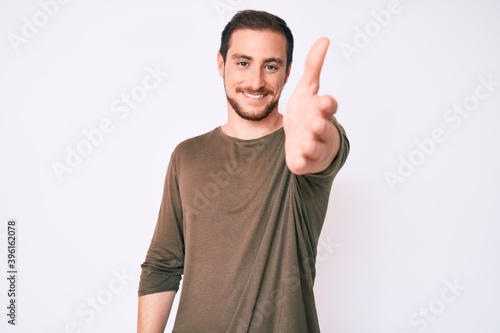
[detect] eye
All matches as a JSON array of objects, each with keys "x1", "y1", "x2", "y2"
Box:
[
  {"x1": 265, "y1": 65, "x2": 278, "y2": 71},
  {"x1": 237, "y1": 61, "x2": 249, "y2": 67}
]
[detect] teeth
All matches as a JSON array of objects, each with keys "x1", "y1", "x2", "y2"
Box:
[{"x1": 244, "y1": 92, "x2": 265, "y2": 99}]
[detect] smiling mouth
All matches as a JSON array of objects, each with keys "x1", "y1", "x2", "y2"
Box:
[{"x1": 242, "y1": 92, "x2": 267, "y2": 100}]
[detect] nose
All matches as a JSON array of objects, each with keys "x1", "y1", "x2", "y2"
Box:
[{"x1": 247, "y1": 67, "x2": 265, "y2": 90}]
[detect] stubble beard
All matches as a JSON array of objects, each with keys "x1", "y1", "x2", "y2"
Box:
[{"x1": 225, "y1": 86, "x2": 280, "y2": 122}]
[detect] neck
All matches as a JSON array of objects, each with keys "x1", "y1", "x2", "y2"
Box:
[{"x1": 221, "y1": 108, "x2": 283, "y2": 140}]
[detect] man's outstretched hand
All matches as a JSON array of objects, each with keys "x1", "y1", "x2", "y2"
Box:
[{"x1": 284, "y1": 37, "x2": 340, "y2": 175}]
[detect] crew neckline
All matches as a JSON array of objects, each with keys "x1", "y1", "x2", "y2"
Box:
[{"x1": 216, "y1": 126, "x2": 284, "y2": 143}]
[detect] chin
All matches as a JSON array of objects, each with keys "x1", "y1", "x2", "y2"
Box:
[
  {"x1": 236, "y1": 103, "x2": 278, "y2": 121},
  {"x1": 228, "y1": 97, "x2": 278, "y2": 122}
]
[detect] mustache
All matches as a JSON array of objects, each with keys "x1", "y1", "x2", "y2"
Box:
[{"x1": 236, "y1": 87, "x2": 272, "y2": 95}]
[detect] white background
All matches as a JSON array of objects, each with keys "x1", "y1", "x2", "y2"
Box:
[{"x1": 1, "y1": 0, "x2": 499, "y2": 332}]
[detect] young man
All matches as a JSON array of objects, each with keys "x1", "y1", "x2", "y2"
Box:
[{"x1": 138, "y1": 10, "x2": 349, "y2": 333}]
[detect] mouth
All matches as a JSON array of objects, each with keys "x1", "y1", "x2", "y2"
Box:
[{"x1": 242, "y1": 92, "x2": 268, "y2": 100}]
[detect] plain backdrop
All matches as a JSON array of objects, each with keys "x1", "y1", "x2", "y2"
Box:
[{"x1": 1, "y1": 0, "x2": 499, "y2": 332}]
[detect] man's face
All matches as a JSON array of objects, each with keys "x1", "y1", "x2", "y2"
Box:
[{"x1": 218, "y1": 29, "x2": 291, "y2": 121}]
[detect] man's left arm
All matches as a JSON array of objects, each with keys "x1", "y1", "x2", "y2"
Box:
[{"x1": 284, "y1": 37, "x2": 341, "y2": 175}]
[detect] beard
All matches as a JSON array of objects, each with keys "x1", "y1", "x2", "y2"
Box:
[{"x1": 225, "y1": 86, "x2": 280, "y2": 122}]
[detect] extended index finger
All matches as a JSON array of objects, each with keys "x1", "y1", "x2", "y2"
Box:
[{"x1": 299, "y1": 37, "x2": 330, "y2": 95}]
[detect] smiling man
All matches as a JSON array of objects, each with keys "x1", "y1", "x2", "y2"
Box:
[{"x1": 137, "y1": 10, "x2": 349, "y2": 333}]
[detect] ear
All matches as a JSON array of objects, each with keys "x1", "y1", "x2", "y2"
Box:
[
  {"x1": 217, "y1": 52, "x2": 225, "y2": 78},
  {"x1": 284, "y1": 62, "x2": 292, "y2": 84}
]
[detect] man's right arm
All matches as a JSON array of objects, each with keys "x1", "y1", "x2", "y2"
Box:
[{"x1": 137, "y1": 291, "x2": 176, "y2": 333}]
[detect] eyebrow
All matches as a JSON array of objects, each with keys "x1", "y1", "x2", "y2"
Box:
[{"x1": 231, "y1": 53, "x2": 284, "y2": 65}]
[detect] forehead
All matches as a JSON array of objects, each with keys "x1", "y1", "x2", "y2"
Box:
[{"x1": 228, "y1": 29, "x2": 287, "y2": 59}]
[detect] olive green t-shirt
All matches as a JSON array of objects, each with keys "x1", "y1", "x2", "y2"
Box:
[{"x1": 139, "y1": 119, "x2": 349, "y2": 332}]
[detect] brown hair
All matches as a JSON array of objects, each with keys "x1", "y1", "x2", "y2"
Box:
[{"x1": 219, "y1": 10, "x2": 294, "y2": 69}]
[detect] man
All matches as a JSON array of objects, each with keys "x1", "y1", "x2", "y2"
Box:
[{"x1": 138, "y1": 9, "x2": 349, "y2": 333}]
